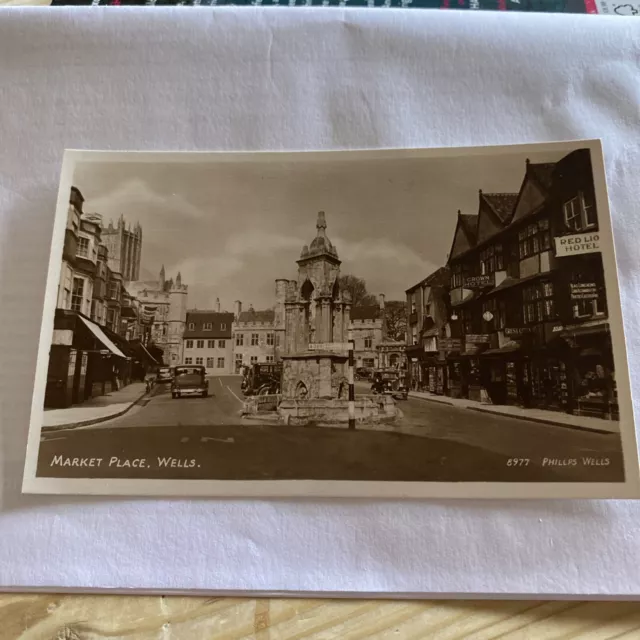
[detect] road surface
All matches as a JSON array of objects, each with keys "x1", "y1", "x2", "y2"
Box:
[{"x1": 37, "y1": 376, "x2": 624, "y2": 483}]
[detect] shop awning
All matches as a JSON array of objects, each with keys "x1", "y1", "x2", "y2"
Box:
[
  {"x1": 78, "y1": 316, "x2": 127, "y2": 358},
  {"x1": 138, "y1": 341, "x2": 159, "y2": 365},
  {"x1": 481, "y1": 341, "x2": 521, "y2": 356}
]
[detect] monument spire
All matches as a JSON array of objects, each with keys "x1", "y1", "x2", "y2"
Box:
[{"x1": 316, "y1": 211, "x2": 327, "y2": 238}]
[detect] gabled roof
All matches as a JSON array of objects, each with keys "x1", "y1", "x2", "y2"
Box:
[
  {"x1": 447, "y1": 212, "x2": 478, "y2": 263},
  {"x1": 350, "y1": 306, "x2": 381, "y2": 321},
  {"x1": 237, "y1": 309, "x2": 275, "y2": 324},
  {"x1": 481, "y1": 192, "x2": 518, "y2": 224},
  {"x1": 184, "y1": 311, "x2": 234, "y2": 338},
  {"x1": 527, "y1": 162, "x2": 555, "y2": 191}
]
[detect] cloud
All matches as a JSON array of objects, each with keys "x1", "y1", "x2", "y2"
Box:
[{"x1": 84, "y1": 178, "x2": 206, "y2": 225}]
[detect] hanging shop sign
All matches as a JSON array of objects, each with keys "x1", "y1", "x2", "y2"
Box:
[
  {"x1": 464, "y1": 274, "x2": 495, "y2": 289},
  {"x1": 465, "y1": 334, "x2": 491, "y2": 344},
  {"x1": 439, "y1": 338, "x2": 462, "y2": 351},
  {"x1": 554, "y1": 232, "x2": 600, "y2": 257},
  {"x1": 570, "y1": 282, "x2": 599, "y2": 300}
]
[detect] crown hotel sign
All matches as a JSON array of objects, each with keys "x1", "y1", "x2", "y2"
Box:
[{"x1": 554, "y1": 232, "x2": 601, "y2": 257}]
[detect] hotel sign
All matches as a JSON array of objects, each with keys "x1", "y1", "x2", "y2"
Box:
[
  {"x1": 464, "y1": 274, "x2": 495, "y2": 289},
  {"x1": 504, "y1": 327, "x2": 532, "y2": 337},
  {"x1": 554, "y1": 233, "x2": 600, "y2": 257},
  {"x1": 570, "y1": 283, "x2": 599, "y2": 300}
]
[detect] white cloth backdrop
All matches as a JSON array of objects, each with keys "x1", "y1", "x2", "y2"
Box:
[{"x1": 1, "y1": 7, "x2": 640, "y2": 596}]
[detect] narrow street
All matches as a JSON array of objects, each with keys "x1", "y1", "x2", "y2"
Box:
[{"x1": 37, "y1": 376, "x2": 624, "y2": 483}]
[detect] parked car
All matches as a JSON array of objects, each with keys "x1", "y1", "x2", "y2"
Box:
[
  {"x1": 157, "y1": 366, "x2": 173, "y2": 383},
  {"x1": 371, "y1": 369, "x2": 408, "y2": 400},
  {"x1": 171, "y1": 365, "x2": 209, "y2": 399},
  {"x1": 241, "y1": 363, "x2": 282, "y2": 396}
]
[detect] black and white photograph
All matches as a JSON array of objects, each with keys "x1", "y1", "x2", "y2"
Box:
[{"x1": 22, "y1": 142, "x2": 640, "y2": 498}]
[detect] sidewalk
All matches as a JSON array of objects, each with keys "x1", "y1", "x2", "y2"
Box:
[
  {"x1": 43, "y1": 382, "x2": 148, "y2": 430},
  {"x1": 408, "y1": 391, "x2": 620, "y2": 434}
]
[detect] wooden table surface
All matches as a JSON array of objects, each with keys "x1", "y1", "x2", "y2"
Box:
[{"x1": 2, "y1": 594, "x2": 640, "y2": 639}]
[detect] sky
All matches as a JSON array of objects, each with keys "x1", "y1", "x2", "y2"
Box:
[{"x1": 73, "y1": 148, "x2": 569, "y2": 311}]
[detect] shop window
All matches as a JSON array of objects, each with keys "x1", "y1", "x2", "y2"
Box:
[
  {"x1": 564, "y1": 193, "x2": 597, "y2": 232},
  {"x1": 518, "y1": 219, "x2": 551, "y2": 259},
  {"x1": 449, "y1": 361, "x2": 461, "y2": 383}
]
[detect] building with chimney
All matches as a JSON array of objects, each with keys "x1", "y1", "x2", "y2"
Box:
[
  {"x1": 126, "y1": 267, "x2": 188, "y2": 365},
  {"x1": 232, "y1": 300, "x2": 277, "y2": 373},
  {"x1": 102, "y1": 214, "x2": 143, "y2": 282},
  {"x1": 182, "y1": 302, "x2": 234, "y2": 374}
]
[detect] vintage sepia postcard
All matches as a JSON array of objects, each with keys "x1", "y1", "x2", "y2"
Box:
[{"x1": 22, "y1": 141, "x2": 640, "y2": 498}]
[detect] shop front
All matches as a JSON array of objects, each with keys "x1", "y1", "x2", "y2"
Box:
[{"x1": 481, "y1": 342, "x2": 528, "y2": 407}]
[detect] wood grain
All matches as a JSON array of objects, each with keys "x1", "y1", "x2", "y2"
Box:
[{"x1": 2, "y1": 595, "x2": 640, "y2": 640}]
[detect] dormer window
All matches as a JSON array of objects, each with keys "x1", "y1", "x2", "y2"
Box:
[
  {"x1": 203, "y1": 322, "x2": 213, "y2": 331},
  {"x1": 188, "y1": 322, "x2": 195, "y2": 330}
]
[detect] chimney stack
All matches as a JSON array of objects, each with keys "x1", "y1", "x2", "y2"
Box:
[
  {"x1": 379, "y1": 293, "x2": 386, "y2": 310},
  {"x1": 215, "y1": 297, "x2": 221, "y2": 313},
  {"x1": 234, "y1": 300, "x2": 242, "y2": 319}
]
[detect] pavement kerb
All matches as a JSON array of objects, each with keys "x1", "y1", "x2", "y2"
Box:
[
  {"x1": 42, "y1": 388, "x2": 149, "y2": 433},
  {"x1": 408, "y1": 391, "x2": 616, "y2": 434}
]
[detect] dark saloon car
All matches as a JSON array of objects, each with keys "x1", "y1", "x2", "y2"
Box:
[{"x1": 171, "y1": 365, "x2": 209, "y2": 399}]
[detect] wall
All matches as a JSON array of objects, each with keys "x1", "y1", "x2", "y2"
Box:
[{"x1": 183, "y1": 338, "x2": 234, "y2": 374}]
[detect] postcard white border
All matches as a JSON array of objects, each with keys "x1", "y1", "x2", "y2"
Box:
[{"x1": 21, "y1": 140, "x2": 640, "y2": 499}]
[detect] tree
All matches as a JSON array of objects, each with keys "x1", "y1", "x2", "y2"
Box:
[
  {"x1": 384, "y1": 300, "x2": 407, "y2": 342},
  {"x1": 338, "y1": 274, "x2": 377, "y2": 307}
]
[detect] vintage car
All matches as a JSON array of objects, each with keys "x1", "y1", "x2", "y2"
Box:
[
  {"x1": 156, "y1": 366, "x2": 173, "y2": 383},
  {"x1": 241, "y1": 363, "x2": 282, "y2": 397},
  {"x1": 355, "y1": 367, "x2": 374, "y2": 382},
  {"x1": 171, "y1": 365, "x2": 209, "y2": 399},
  {"x1": 371, "y1": 369, "x2": 408, "y2": 400}
]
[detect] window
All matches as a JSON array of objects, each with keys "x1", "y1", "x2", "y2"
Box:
[
  {"x1": 363, "y1": 358, "x2": 375, "y2": 368},
  {"x1": 235, "y1": 333, "x2": 244, "y2": 346},
  {"x1": 188, "y1": 322, "x2": 195, "y2": 330},
  {"x1": 108, "y1": 281, "x2": 119, "y2": 300},
  {"x1": 207, "y1": 340, "x2": 215, "y2": 348},
  {"x1": 185, "y1": 339, "x2": 194, "y2": 349},
  {"x1": 266, "y1": 333, "x2": 274, "y2": 346},
  {"x1": 77, "y1": 237, "x2": 89, "y2": 258},
  {"x1": 564, "y1": 193, "x2": 597, "y2": 232},
  {"x1": 184, "y1": 357, "x2": 193, "y2": 365},
  {"x1": 235, "y1": 354, "x2": 243, "y2": 364},
  {"x1": 451, "y1": 263, "x2": 465, "y2": 289},
  {"x1": 412, "y1": 327, "x2": 418, "y2": 345},
  {"x1": 71, "y1": 277, "x2": 84, "y2": 312},
  {"x1": 206, "y1": 357, "x2": 214, "y2": 368},
  {"x1": 250, "y1": 356, "x2": 258, "y2": 364},
  {"x1": 218, "y1": 340, "x2": 226, "y2": 348},
  {"x1": 410, "y1": 295, "x2": 417, "y2": 314},
  {"x1": 217, "y1": 357, "x2": 225, "y2": 368},
  {"x1": 203, "y1": 322, "x2": 213, "y2": 331},
  {"x1": 571, "y1": 273, "x2": 607, "y2": 320},
  {"x1": 425, "y1": 303, "x2": 432, "y2": 318},
  {"x1": 196, "y1": 340, "x2": 204, "y2": 349},
  {"x1": 518, "y1": 219, "x2": 550, "y2": 259},
  {"x1": 251, "y1": 333, "x2": 259, "y2": 346},
  {"x1": 107, "y1": 308, "x2": 117, "y2": 329},
  {"x1": 266, "y1": 356, "x2": 274, "y2": 363},
  {"x1": 221, "y1": 323, "x2": 227, "y2": 330},
  {"x1": 523, "y1": 281, "x2": 556, "y2": 324},
  {"x1": 196, "y1": 357, "x2": 203, "y2": 365},
  {"x1": 480, "y1": 244, "x2": 504, "y2": 275},
  {"x1": 364, "y1": 337, "x2": 373, "y2": 349},
  {"x1": 276, "y1": 333, "x2": 281, "y2": 346}
]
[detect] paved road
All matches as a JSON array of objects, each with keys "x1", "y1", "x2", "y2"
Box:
[{"x1": 37, "y1": 376, "x2": 624, "y2": 483}]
